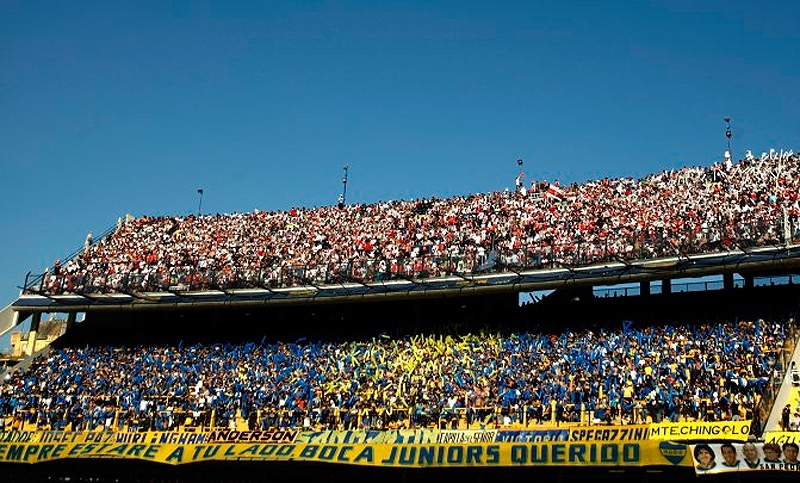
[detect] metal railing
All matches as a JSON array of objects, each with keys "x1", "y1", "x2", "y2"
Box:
[
  {"x1": 22, "y1": 221, "x2": 119, "y2": 294},
  {"x1": 22, "y1": 219, "x2": 798, "y2": 296},
  {"x1": 4, "y1": 400, "x2": 751, "y2": 433}
]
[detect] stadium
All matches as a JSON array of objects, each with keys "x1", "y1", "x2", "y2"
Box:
[{"x1": 1, "y1": 148, "x2": 800, "y2": 482}]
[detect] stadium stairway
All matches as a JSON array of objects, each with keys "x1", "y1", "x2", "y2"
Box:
[
  {"x1": 764, "y1": 323, "x2": 800, "y2": 432},
  {"x1": 0, "y1": 302, "x2": 18, "y2": 339}
]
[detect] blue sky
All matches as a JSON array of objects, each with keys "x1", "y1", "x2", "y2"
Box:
[{"x1": 1, "y1": 0, "x2": 799, "y2": 308}]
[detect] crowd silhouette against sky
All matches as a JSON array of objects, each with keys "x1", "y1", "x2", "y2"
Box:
[{"x1": 31, "y1": 150, "x2": 799, "y2": 295}]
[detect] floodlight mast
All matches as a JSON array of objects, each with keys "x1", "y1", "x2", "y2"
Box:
[
  {"x1": 197, "y1": 188, "x2": 204, "y2": 216},
  {"x1": 724, "y1": 117, "x2": 733, "y2": 159},
  {"x1": 339, "y1": 165, "x2": 349, "y2": 208}
]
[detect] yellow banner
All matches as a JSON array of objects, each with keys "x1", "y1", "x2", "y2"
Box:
[
  {"x1": 648, "y1": 421, "x2": 751, "y2": 442},
  {"x1": 0, "y1": 439, "x2": 690, "y2": 467},
  {"x1": 4, "y1": 429, "x2": 295, "y2": 445},
  {"x1": 0, "y1": 424, "x2": 752, "y2": 450},
  {"x1": 763, "y1": 432, "x2": 800, "y2": 446},
  {"x1": 569, "y1": 425, "x2": 650, "y2": 441},
  {"x1": 294, "y1": 429, "x2": 437, "y2": 445}
]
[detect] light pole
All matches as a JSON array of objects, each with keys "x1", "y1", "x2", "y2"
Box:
[
  {"x1": 724, "y1": 117, "x2": 732, "y2": 159},
  {"x1": 339, "y1": 165, "x2": 349, "y2": 208}
]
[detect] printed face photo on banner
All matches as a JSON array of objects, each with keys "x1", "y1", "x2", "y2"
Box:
[
  {"x1": 783, "y1": 442, "x2": 800, "y2": 464},
  {"x1": 719, "y1": 443, "x2": 740, "y2": 468},
  {"x1": 742, "y1": 442, "x2": 760, "y2": 468},
  {"x1": 762, "y1": 442, "x2": 782, "y2": 463},
  {"x1": 693, "y1": 444, "x2": 716, "y2": 472},
  {"x1": 690, "y1": 442, "x2": 800, "y2": 475}
]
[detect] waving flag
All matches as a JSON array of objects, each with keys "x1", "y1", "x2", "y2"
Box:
[{"x1": 545, "y1": 183, "x2": 565, "y2": 201}]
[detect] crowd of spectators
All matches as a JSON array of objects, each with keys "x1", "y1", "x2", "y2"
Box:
[
  {"x1": 31, "y1": 150, "x2": 800, "y2": 295},
  {"x1": 0, "y1": 316, "x2": 789, "y2": 432}
]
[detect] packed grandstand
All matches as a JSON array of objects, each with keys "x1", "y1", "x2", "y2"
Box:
[
  {"x1": 0, "y1": 316, "x2": 788, "y2": 433},
  {"x1": 26, "y1": 149, "x2": 800, "y2": 295},
  {"x1": 2, "y1": 149, "x2": 800, "y2": 481}
]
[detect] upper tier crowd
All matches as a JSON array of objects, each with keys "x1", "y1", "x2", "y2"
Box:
[
  {"x1": 35, "y1": 150, "x2": 800, "y2": 294},
  {"x1": 0, "y1": 316, "x2": 789, "y2": 432}
]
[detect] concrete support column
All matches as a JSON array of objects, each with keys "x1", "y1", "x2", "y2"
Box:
[
  {"x1": 640, "y1": 281, "x2": 651, "y2": 296},
  {"x1": 744, "y1": 275, "x2": 754, "y2": 290},
  {"x1": 67, "y1": 312, "x2": 77, "y2": 330},
  {"x1": 723, "y1": 272, "x2": 735, "y2": 290},
  {"x1": 661, "y1": 279, "x2": 672, "y2": 295},
  {"x1": 26, "y1": 313, "x2": 41, "y2": 356}
]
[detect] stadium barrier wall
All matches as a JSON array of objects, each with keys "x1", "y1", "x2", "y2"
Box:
[{"x1": 0, "y1": 421, "x2": 758, "y2": 467}]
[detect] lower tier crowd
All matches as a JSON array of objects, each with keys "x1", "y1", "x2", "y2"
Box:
[{"x1": 0, "y1": 316, "x2": 792, "y2": 432}]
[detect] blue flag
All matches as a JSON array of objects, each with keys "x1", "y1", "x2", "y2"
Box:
[{"x1": 622, "y1": 320, "x2": 634, "y2": 334}]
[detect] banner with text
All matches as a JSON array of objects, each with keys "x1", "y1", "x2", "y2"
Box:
[
  {"x1": 0, "y1": 438, "x2": 690, "y2": 467},
  {"x1": 294, "y1": 429, "x2": 437, "y2": 445},
  {"x1": 762, "y1": 431, "x2": 800, "y2": 446},
  {"x1": 569, "y1": 425, "x2": 650, "y2": 442},
  {"x1": 649, "y1": 421, "x2": 751, "y2": 442}
]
